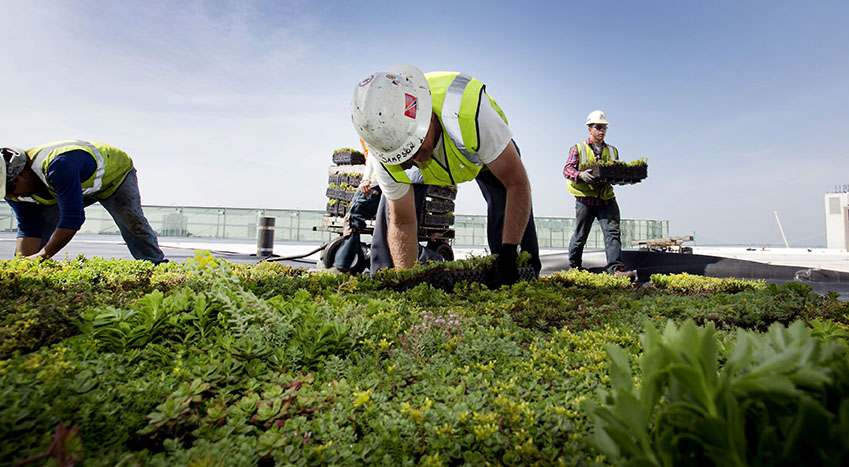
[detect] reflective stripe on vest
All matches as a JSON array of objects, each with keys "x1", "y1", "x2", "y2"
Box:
[
  {"x1": 11, "y1": 140, "x2": 134, "y2": 205},
  {"x1": 404, "y1": 166, "x2": 426, "y2": 184},
  {"x1": 12, "y1": 194, "x2": 57, "y2": 205},
  {"x1": 382, "y1": 72, "x2": 508, "y2": 186},
  {"x1": 441, "y1": 73, "x2": 480, "y2": 165},
  {"x1": 32, "y1": 140, "x2": 106, "y2": 196},
  {"x1": 566, "y1": 142, "x2": 618, "y2": 200}
]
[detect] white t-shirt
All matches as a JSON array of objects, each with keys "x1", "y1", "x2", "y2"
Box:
[
  {"x1": 362, "y1": 155, "x2": 375, "y2": 181},
  {"x1": 376, "y1": 95, "x2": 513, "y2": 200}
]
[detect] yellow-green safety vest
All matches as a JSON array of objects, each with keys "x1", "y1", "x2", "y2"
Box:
[
  {"x1": 566, "y1": 142, "x2": 618, "y2": 200},
  {"x1": 13, "y1": 140, "x2": 134, "y2": 205},
  {"x1": 382, "y1": 72, "x2": 508, "y2": 185}
]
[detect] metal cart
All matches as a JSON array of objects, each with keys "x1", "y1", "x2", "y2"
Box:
[{"x1": 318, "y1": 149, "x2": 458, "y2": 273}]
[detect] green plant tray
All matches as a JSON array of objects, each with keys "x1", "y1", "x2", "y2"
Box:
[
  {"x1": 332, "y1": 150, "x2": 367, "y2": 165},
  {"x1": 390, "y1": 266, "x2": 536, "y2": 292},
  {"x1": 325, "y1": 202, "x2": 348, "y2": 217},
  {"x1": 422, "y1": 214, "x2": 454, "y2": 227},
  {"x1": 426, "y1": 185, "x2": 458, "y2": 200},
  {"x1": 425, "y1": 199, "x2": 455, "y2": 214},
  {"x1": 586, "y1": 163, "x2": 648, "y2": 185},
  {"x1": 328, "y1": 174, "x2": 363, "y2": 187},
  {"x1": 325, "y1": 187, "x2": 356, "y2": 202}
]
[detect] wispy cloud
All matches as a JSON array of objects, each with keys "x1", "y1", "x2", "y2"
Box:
[{"x1": 2, "y1": 0, "x2": 848, "y2": 245}]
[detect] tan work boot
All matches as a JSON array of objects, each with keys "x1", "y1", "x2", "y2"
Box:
[
  {"x1": 613, "y1": 265, "x2": 636, "y2": 280},
  {"x1": 341, "y1": 213, "x2": 353, "y2": 237}
]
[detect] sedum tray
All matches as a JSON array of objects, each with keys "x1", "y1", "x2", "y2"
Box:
[{"x1": 583, "y1": 161, "x2": 648, "y2": 185}]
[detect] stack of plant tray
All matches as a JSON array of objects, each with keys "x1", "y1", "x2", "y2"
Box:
[
  {"x1": 421, "y1": 185, "x2": 457, "y2": 228},
  {"x1": 322, "y1": 148, "x2": 458, "y2": 241},
  {"x1": 583, "y1": 161, "x2": 648, "y2": 185},
  {"x1": 331, "y1": 149, "x2": 366, "y2": 165},
  {"x1": 327, "y1": 173, "x2": 362, "y2": 187},
  {"x1": 325, "y1": 149, "x2": 366, "y2": 218}
]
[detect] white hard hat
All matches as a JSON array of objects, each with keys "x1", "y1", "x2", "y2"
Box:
[
  {"x1": 586, "y1": 110, "x2": 609, "y2": 126},
  {"x1": 351, "y1": 64, "x2": 432, "y2": 165},
  {"x1": 1, "y1": 147, "x2": 27, "y2": 196}
]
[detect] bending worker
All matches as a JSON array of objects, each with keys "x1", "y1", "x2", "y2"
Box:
[
  {"x1": 563, "y1": 111, "x2": 632, "y2": 277},
  {"x1": 330, "y1": 143, "x2": 382, "y2": 273},
  {"x1": 351, "y1": 65, "x2": 540, "y2": 285},
  {"x1": 1, "y1": 141, "x2": 166, "y2": 263}
]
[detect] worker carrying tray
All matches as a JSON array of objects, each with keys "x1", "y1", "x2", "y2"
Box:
[{"x1": 578, "y1": 159, "x2": 648, "y2": 186}]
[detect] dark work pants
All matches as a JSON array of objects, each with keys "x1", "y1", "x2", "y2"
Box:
[
  {"x1": 567, "y1": 198, "x2": 623, "y2": 273},
  {"x1": 333, "y1": 186, "x2": 382, "y2": 271},
  {"x1": 369, "y1": 171, "x2": 541, "y2": 276},
  {"x1": 474, "y1": 168, "x2": 541, "y2": 274}
]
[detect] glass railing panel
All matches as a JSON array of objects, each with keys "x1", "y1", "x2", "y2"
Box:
[{"x1": 0, "y1": 203, "x2": 668, "y2": 249}]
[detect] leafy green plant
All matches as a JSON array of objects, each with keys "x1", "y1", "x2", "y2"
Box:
[
  {"x1": 2, "y1": 254, "x2": 848, "y2": 465},
  {"x1": 80, "y1": 290, "x2": 174, "y2": 351},
  {"x1": 641, "y1": 278, "x2": 832, "y2": 332},
  {"x1": 547, "y1": 268, "x2": 634, "y2": 290},
  {"x1": 0, "y1": 256, "x2": 168, "y2": 357},
  {"x1": 12, "y1": 422, "x2": 83, "y2": 466},
  {"x1": 809, "y1": 318, "x2": 849, "y2": 344},
  {"x1": 281, "y1": 290, "x2": 354, "y2": 368},
  {"x1": 587, "y1": 319, "x2": 849, "y2": 466},
  {"x1": 578, "y1": 159, "x2": 647, "y2": 170},
  {"x1": 650, "y1": 272, "x2": 766, "y2": 294},
  {"x1": 333, "y1": 147, "x2": 365, "y2": 156}
]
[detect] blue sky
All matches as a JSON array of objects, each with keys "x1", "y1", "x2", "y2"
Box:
[{"x1": 2, "y1": 0, "x2": 848, "y2": 246}]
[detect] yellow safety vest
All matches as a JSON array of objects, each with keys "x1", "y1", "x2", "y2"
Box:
[
  {"x1": 566, "y1": 142, "x2": 618, "y2": 200},
  {"x1": 12, "y1": 140, "x2": 134, "y2": 205},
  {"x1": 382, "y1": 72, "x2": 508, "y2": 185}
]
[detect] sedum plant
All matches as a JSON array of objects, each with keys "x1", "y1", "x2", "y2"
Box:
[
  {"x1": 587, "y1": 319, "x2": 849, "y2": 466},
  {"x1": 650, "y1": 273, "x2": 766, "y2": 294},
  {"x1": 332, "y1": 147, "x2": 364, "y2": 156},
  {"x1": 578, "y1": 158, "x2": 648, "y2": 170},
  {"x1": 2, "y1": 252, "x2": 848, "y2": 464}
]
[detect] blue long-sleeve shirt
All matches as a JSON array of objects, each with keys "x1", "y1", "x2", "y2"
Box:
[{"x1": 6, "y1": 150, "x2": 96, "y2": 237}]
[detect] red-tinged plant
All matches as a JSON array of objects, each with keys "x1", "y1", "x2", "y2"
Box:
[{"x1": 14, "y1": 423, "x2": 83, "y2": 467}]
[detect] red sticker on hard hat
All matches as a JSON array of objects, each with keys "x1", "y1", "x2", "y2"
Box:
[
  {"x1": 404, "y1": 93, "x2": 417, "y2": 119},
  {"x1": 358, "y1": 75, "x2": 374, "y2": 87}
]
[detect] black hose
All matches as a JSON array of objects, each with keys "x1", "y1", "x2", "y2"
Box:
[
  {"x1": 159, "y1": 245, "x2": 247, "y2": 257},
  {"x1": 261, "y1": 243, "x2": 328, "y2": 262}
]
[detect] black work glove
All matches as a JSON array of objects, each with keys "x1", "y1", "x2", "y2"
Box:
[{"x1": 490, "y1": 244, "x2": 519, "y2": 287}]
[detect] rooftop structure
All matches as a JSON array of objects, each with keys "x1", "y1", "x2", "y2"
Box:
[
  {"x1": 0, "y1": 203, "x2": 667, "y2": 250},
  {"x1": 825, "y1": 189, "x2": 849, "y2": 250}
]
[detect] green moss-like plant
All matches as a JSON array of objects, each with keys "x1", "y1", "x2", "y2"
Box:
[
  {"x1": 332, "y1": 147, "x2": 365, "y2": 157},
  {"x1": 2, "y1": 253, "x2": 847, "y2": 465},
  {"x1": 578, "y1": 159, "x2": 648, "y2": 170}
]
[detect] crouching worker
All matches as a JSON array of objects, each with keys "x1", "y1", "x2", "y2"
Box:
[
  {"x1": 1, "y1": 141, "x2": 166, "y2": 263},
  {"x1": 330, "y1": 149, "x2": 382, "y2": 273},
  {"x1": 350, "y1": 65, "x2": 541, "y2": 286}
]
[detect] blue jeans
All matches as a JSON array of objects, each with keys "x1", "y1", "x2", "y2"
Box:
[
  {"x1": 568, "y1": 199, "x2": 623, "y2": 274},
  {"x1": 32, "y1": 169, "x2": 166, "y2": 264},
  {"x1": 333, "y1": 185, "x2": 382, "y2": 271}
]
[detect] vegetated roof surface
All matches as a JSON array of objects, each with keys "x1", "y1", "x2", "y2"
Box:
[{"x1": 2, "y1": 251, "x2": 848, "y2": 465}]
